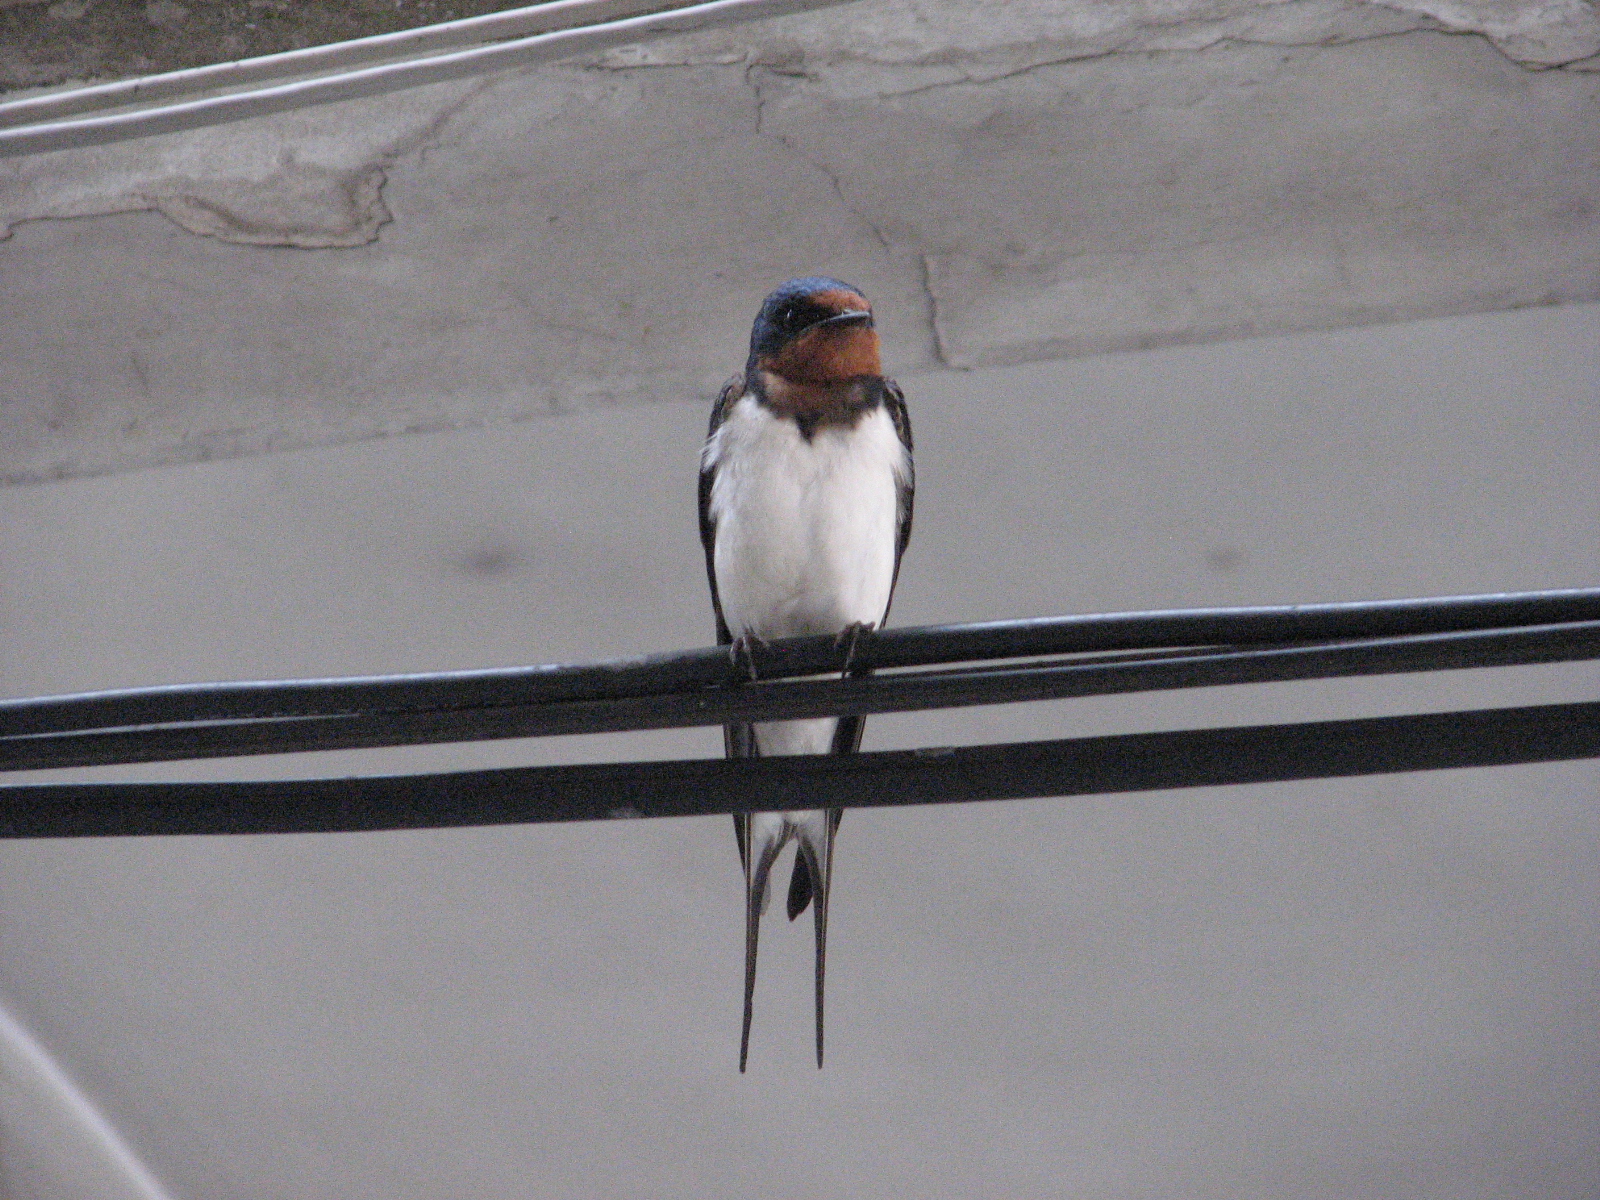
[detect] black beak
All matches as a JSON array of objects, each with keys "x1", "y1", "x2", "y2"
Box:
[{"x1": 815, "y1": 308, "x2": 873, "y2": 330}]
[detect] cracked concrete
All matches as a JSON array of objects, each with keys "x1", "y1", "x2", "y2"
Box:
[
  {"x1": 745, "y1": 59, "x2": 945, "y2": 361},
  {"x1": 0, "y1": 74, "x2": 492, "y2": 248},
  {"x1": 1, "y1": 0, "x2": 1596, "y2": 481},
  {"x1": 139, "y1": 162, "x2": 392, "y2": 248}
]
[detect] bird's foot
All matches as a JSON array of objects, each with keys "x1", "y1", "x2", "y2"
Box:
[
  {"x1": 834, "y1": 621, "x2": 876, "y2": 677},
  {"x1": 729, "y1": 632, "x2": 767, "y2": 682}
]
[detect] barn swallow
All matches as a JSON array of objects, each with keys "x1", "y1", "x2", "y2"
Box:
[{"x1": 698, "y1": 277, "x2": 914, "y2": 1070}]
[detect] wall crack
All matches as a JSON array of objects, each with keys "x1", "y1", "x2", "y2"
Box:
[{"x1": 747, "y1": 62, "x2": 948, "y2": 364}]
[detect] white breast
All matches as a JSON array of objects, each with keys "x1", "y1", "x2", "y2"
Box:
[{"x1": 704, "y1": 393, "x2": 908, "y2": 645}]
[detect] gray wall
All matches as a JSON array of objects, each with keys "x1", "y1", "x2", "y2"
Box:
[{"x1": 2, "y1": 302, "x2": 1596, "y2": 1198}]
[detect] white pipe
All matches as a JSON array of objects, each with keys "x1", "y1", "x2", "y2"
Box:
[
  {"x1": 0, "y1": 0, "x2": 709, "y2": 126},
  {"x1": 0, "y1": 1002, "x2": 177, "y2": 1200},
  {"x1": 0, "y1": 0, "x2": 856, "y2": 158}
]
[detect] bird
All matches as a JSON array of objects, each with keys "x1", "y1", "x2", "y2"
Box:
[{"x1": 697, "y1": 276, "x2": 914, "y2": 1071}]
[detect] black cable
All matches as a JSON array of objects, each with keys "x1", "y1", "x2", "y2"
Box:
[
  {"x1": 4, "y1": 587, "x2": 1599, "y2": 738},
  {"x1": 6, "y1": 621, "x2": 1599, "y2": 772},
  {"x1": 1, "y1": 700, "x2": 1594, "y2": 838}
]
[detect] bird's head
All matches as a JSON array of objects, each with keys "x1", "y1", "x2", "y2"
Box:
[{"x1": 747, "y1": 277, "x2": 880, "y2": 385}]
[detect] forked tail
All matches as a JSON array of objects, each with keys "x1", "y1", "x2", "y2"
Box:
[{"x1": 794, "y1": 811, "x2": 840, "y2": 1068}]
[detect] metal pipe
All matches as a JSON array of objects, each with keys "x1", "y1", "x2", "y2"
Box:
[
  {"x1": 0, "y1": 0, "x2": 724, "y2": 127},
  {"x1": 0, "y1": 0, "x2": 859, "y2": 157}
]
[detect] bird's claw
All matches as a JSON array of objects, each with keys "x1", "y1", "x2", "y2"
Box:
[
  {"x1": 834, "y1": 621, "x2": 876, "y2": 677},
  {"x1": 729, "y1": 633, "x2": 766, "y2": 682}
]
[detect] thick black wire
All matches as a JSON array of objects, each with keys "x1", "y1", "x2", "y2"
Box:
[
  {"x1": 4, "y1": 587, "x2": 1599, "y2": 738},
  {"x1": 1, "y1": 701, "x2": 1595, "y2": 838},
  {"x1": 5, "y1": 622, "x2": 1599, "y2": 772}
]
